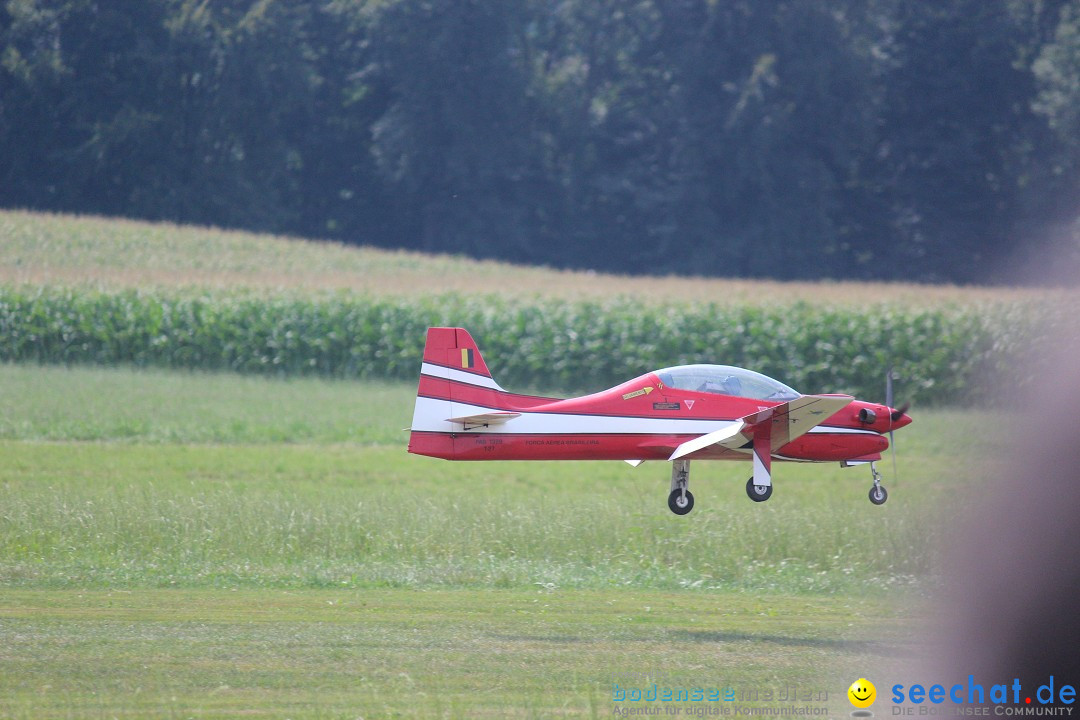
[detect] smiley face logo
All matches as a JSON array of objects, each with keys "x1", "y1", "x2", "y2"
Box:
[{"x1": 848, "y1": 678, "x2": 877, "y2": 708}]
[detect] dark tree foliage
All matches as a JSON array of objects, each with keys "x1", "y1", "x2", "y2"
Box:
[
  {"x1": 1, "y1": 0, "x2": 1078, "y2": 284},
  {"x1": 870, "y1": 0, "x2": 1069, "y2": 282}
]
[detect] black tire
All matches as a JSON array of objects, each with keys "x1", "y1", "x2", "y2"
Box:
[
  {"x1": 746, "y1": 477, "x2": 773, "y2": 502},
  {"x1": 668, "y1": 489, "x2": 695, "y2": 515},
  {"x1": 869, "y1": 485, "x2": 888, "y2": 505}
]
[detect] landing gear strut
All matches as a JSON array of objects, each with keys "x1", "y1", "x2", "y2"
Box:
[
  {"x1": 668, "y1": 459, "x2": 694, "y2": 515},
  {"x1": 868, "y1": 461, "x2": 888, "y2": 505}
]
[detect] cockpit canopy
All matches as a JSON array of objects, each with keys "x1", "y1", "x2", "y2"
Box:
[{"x1": 656, "y1": 364, "x2": 801, "y2": 401}]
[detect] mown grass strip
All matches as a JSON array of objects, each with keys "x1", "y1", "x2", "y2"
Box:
[{"x1": 0, "y1": 587, "x2": 918, "y2": 719}]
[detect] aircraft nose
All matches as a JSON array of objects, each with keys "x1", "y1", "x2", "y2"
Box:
[{"x1": 890, "y1": 408, "x2": 913, "y2": 429}]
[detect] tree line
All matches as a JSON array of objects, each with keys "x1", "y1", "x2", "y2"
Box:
[{"x1": 2, "y1": 0, "x2": 1079, "y2": 284}]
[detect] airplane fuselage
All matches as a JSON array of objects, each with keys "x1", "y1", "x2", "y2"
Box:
[{"x1": 409, "y1": 363, "x2": 905, "y2": 464}]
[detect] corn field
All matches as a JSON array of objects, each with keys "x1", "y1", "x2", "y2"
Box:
[{"x1": 0, "y1": 286, "x2": 1060, "y2": 405}]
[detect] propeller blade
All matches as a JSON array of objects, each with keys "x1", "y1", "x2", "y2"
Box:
[
  {"x1": 889, "y1": 427, "x2": 899, "y2": 487},
  {"x1": 886, "y1": 367, "x2": 901, "y2": 486},
  {"x1": 890, "y1": 402, "x2": 910, "y2": 422}
]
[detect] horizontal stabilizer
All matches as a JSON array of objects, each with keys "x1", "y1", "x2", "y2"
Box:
[{"x1": 447, "y1": 412, "x2": 521, "y2": 429}]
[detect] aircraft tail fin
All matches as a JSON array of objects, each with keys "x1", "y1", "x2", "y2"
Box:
[
  {"x1": 420, "y1": 327, "x2": 502, "y2": 387},
  {"x1": 409, "y1": 328, "x2": 510, "y2": 457}
]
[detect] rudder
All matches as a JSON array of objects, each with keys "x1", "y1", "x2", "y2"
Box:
[{"x1": 420, "y1": 327, "x2": 499, "y2": 383}]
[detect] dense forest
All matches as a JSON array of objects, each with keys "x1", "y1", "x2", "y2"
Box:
[{"x1": 2, "y1": 0, "x2": 1079, "y2": 285}]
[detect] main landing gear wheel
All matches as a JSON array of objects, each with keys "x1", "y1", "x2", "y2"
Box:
[
  {"x1": 668, "y1": 459, "x2": 693, "y2": 515},
  {"x1": 746, "y1": 477, "x2": 773, "y2": 502},
  {"x1": 668, "y1": 489, "x2": 695, "y2": 515},
  {"x1": 869, "y1": 485, "x2": 888, "y2": 505}
]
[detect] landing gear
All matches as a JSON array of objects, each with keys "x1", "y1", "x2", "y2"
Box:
[
  {"x1": 668, "y1": 488, "x2": 695, "y2": 515},
  {"x1": 868, "y1": 461, "x2": 888, "y2": 505},
  {"x1": 668, "y1": 459, "x2": 694, "y2": 515},
  {"x1": 745, "y1": 476, "x2": 773, "y2": 502},
  {"x1": 869, "y1": 485, "x2": 888, "y2": 505}
]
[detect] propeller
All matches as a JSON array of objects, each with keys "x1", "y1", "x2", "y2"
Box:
[{"x1": 885, "y1": 367, "x2": 909, "y2": 485}]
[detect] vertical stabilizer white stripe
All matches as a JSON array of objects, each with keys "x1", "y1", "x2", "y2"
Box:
[{"x1": 420, "y1": 362, "x2": 504, "y2": 391}]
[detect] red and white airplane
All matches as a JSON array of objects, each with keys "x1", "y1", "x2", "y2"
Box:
[{"x1": 408, "y1": 327, "x2": 912, "y2": 514}]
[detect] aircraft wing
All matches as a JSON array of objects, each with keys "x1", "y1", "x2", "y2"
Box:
[
  {"x1": 668, "y1": 423, "x2": 746, "y2": 461},
  {"x1": 668, "y1": 394, "x2": 853, "y2": 461}
]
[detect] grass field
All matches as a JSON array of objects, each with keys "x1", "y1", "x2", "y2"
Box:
[
  {"x1": 2, "y1": 209, "x2": 1067, "y2": 306},
  {"x1": 0, "y1": 363, "x2": 405, "y2": 445},
  {"x1": 0, "y1": 211, "x2": 1024, "y2": 717},
  {"x1": 0, "y1": 588, "x2": 927, "y2": 719},
  {"x1": 0, "y1": 363, "x2": 989, "y2": 718}
]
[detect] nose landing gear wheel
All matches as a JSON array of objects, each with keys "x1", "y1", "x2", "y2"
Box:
[
  {"x1": 668, "y1": 489, "x2": 695, "y2": 515},
  {"x1": 745, "y1": 477, "x2": 773, "y2": 502},
  {"x1": 869, "y1": 485, "x2": 888, "y2": 505}
]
